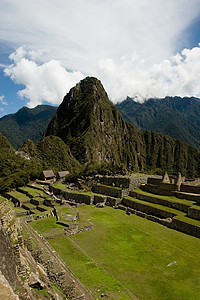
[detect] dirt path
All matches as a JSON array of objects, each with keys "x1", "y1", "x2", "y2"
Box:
[{"x1": 21, "y1": 219, "x2": 94, "y2": 300}]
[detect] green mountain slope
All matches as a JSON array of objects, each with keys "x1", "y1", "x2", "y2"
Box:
[
  {"x1": 0, "y1": 105, "x2": 57, "y2": 149},
  {"x1": 20, "y1": 136, "x2": 80, "y2": 172},
  {"x1": 0, "y1": 132, "x2": 80, "y2": 192},
  {"x1": 116, "y1": 96, "x2": 200, "y2": 149},
  {"x1": 44, "y1": 77, "x2": 200, "y2": 177}
]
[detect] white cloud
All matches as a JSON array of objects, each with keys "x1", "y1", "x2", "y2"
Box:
[
  {"x1": 2, "y1": 1, "x2": 200, "y2": 106},
  {"x1": 98, "y1": 44, "x2": 200, "y2": 102},
  {"x1": 1, "y1": 0, "x2": 200, "y2": 72},
  {"x1": 0, "y1": 95, "x2": 8, "y2": 105},
  {"x1": 4, "y1": 44, "x2": 200, "y2": 106},
  {"x1": 4, "y1": 47, "x2": 84, "y2": 107}
]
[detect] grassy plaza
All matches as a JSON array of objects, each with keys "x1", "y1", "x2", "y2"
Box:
[{"x1": 31, "y1": 205, "x2": 200, "y2": 300}]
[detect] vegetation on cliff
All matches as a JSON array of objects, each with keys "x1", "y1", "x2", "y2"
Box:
[{"x1": 0, "y1": 134, "x2": 41, "y2": 191}]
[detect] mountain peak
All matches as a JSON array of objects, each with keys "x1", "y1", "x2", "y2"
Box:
[{"x1": 44, "y1": 77, "x2": 143, "y2": 167}]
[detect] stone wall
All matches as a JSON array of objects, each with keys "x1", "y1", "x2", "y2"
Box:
[
  {"x1": 129, "y1": 191, "x2": 191, "y2": 213},
  {"x1": 187, "y1": 207, "x2": 200, "y2": 220},
  {"x1": 92, "y1": 184, "x2": 122, "y2": 198},
  {"x1": 106, "y1": 197, "x2": 122, "y2": 207},
  {"x1": 180, "y1": 184, "x2": 200, "y2": 194},
  {"x1": 93, "y1": 195, "x2": 106, "y2": 205},
  {"x1": 122, "y1": 197, "x2": 176, "y2": 219},
  {"x1": 170, "y1": 218, "x2": 200, "y2": 238},
  {"x1": 50, "y1": 186, "x2": 91, "y2": 204},
  {"x1": 99, "y1": 176, "x2": 130, "y2": 188},
  {"x1": 30, "y1": 198, "x2": 44, "y2": 206},
  {"x1": 0, "y1": 227, "x2": 16, "y2": 290},
  {"x1": 174, "y1": 192, "x2": 200, "y2": 203},
  {"x1": 142, "y1": 183, "x2": 178, "y2": 196},
  {"x1": 147, "y1": 177, "x2": 162, "y2": 185},
  {"x1": 129, "y1": 174, "x2": 155, "y2": 190}
]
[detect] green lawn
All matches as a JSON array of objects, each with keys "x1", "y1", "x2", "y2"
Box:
[
  {"x1": 30, "y1": 205, "x2": 200, "y2": 300},
  {"x1": 31, "y1": 217, "x2": 65, "y2": 238}
]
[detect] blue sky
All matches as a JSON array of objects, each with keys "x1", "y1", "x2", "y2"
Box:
[{"x1": 1, "y1": 0, "x2": 200, "y2": 117}]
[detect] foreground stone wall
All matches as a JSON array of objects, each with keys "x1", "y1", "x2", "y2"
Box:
[
  {"x1": 0, "y1": 227, "x2": 16, "y2": 290},
  {"x1": 92, "y1": 184, "x2": 122, "y2": 198}
]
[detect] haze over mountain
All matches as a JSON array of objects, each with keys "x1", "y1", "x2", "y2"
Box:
[
  {"x1": 116, "y1": 96, "x2": 200, "y2": 150},
  {"x1": 0, "y1": 105, "x2": 57, "y2": 149}
]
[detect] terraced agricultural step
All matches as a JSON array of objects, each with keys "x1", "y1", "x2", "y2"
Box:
[
  {"x1": 36, "y1": 205, "x2": 48, "y2": 212},
  {"x1": 30, "y1": 198, "x2": 44, "y2": 206},
  {"x1": 130, "y1": 190, "x2": 193, "y2": 213},
  {"x1": 22, "y1": 203, "x2": 37, "y2": 211},
  {"x1": 122, "y1": 196, "x2": 178, "y2": 219},
  {"x1": 174, "y1": 191, "x2": 200, "y2": 203}
]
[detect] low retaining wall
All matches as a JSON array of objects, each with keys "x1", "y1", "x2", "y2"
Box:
[
  {"x1": 180, "y1": 184, "x2": 200, "y2": 194},
  {"x1": 146, "y1": 214, "x2": 172, "y2": 226},
  {"x1": 4, "y1": 194, "x2": 21, "y2": 207},
  {"x1": 44, "y1": 199, "x2": 54, "y2": 207},
  {"x1": 142, "y1": 183, "x2": 178, "y2": 196},
  {"x1": 92, "y1": 184, "x2": 122, "y2": 198},
  {"x1": 122, "y1": 197, "x2": 176, "y2": 219},
  {"x1": 118, "y1": 199, "x2": 200, "y2": 238},
  {"x1": 30, "y1": 198, "x2": 43, "y2": 206},
  {"x1": 106, "y1": 197, "x2": 122, "y2": 207},
  {"x1": 174, "y1": 192, "x2": 200, "y2": 203},
  {"x1": 187, "y1": 207, "x2": 200, "y2": 220},
  {"x1": 129, "y1": 191, "x2": 191, "y2": 213},
  {"x1": 170, "y1": 218, "x2": 200, "y2": 238},
  {"x1": 93, "y1": 195, "x2": 106, "y2": 205},
  {"x1": 50, "y1": 186, "x2": 91, "y2": 205}
]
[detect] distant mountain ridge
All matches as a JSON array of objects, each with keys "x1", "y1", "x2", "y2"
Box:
[
  {"x1": 0, "y1": 105, "x2": 57, "y2": 149},
  {"x1": 116, "y1": 96, "x2": 200, "y2": 149}
]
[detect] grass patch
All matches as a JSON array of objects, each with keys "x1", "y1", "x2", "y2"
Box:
[
  {"x1": 7, "y1": 190, "x2": 30, "y2": 202},
  {"x1": 31, "y1": 205, "x2": 200, "y2": 300},
  {"x1": 30, "y1": 217, "x2": 64, "y2": 238}
]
